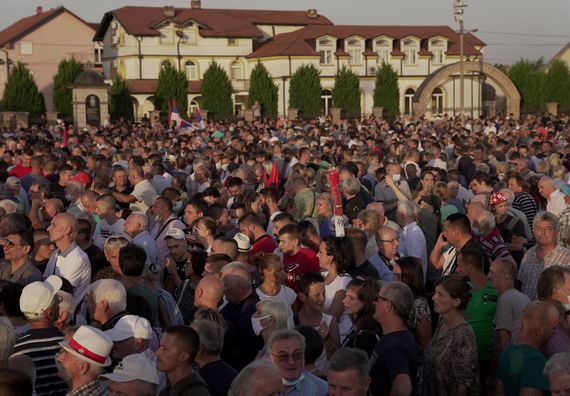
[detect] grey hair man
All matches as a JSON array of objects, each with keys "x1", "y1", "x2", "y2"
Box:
[
  {"x1": 327, "y1": 347, "x2": 371, "y2": 396},
  {"x1": 544, "y1": 352, "x2": 570, "y2": 395},
  {"x1": 86, "y1": 279, "x2": 127, "y2": 330},
  {"x1": 229, "y1": 359, "x2": 282, "y2": 396},
  {"x1": 395, "y1": 200, "x2": 427, "y2": 279},
  {"x1": 370, "y1": 281, "x2": 417, "y2": 396}
]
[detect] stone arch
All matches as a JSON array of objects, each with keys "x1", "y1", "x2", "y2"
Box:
[{"x1": 412, "y1": 62, "x2": 520, "y2": 120}]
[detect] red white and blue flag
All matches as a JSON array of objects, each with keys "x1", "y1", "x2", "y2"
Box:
[{"x1": 168, "y1": 100, "x2": 193, "y2": 129}]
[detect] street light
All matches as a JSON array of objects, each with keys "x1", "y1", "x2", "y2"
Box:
[{"x1": 453, "y1": 0, "x2": 467, "y2": 125}]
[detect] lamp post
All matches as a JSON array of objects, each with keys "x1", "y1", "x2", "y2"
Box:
[{"x1": 453, "y1": 0, "x2": 466, "y2": 125}]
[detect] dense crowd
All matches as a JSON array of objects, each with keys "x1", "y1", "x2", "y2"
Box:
[{"x1": 0, "y1": 112, "x2": 568, "y2": 396}]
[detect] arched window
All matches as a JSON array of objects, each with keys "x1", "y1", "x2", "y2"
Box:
[
  {"x1": 431, "y1": 88, "x2": 444, "y2": 115},
  {"x1": 230, "y1": 61, "x2": 242, "y2": 80},
  {"x1": 404, "y1": 88, "x2": 415, "y2": 115},
  {"x1": 185, "y1": 60, "x2": 197, "y2": 80},
  {"x1": 321, "y1": 89, "x2": 333, "y2": 116}
]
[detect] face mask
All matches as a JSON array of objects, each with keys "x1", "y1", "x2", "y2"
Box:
[
  {"x1": 559, "y1": 289, "x2": 570, "y2": 311},
  {"x1": 392, "y1": 174, "x2": 401, "y2": 183},
  {"x1": 173, "y1": 201, "x2": 183, "y2": 212},
  {"x1": 282, "y1": 373, "x2": 305, "y2": 386},
  {"x1": 251, "y1": 314, "x2": 271, "y2": 336}
]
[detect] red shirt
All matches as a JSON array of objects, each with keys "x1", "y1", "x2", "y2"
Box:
[
  {"x1": 9, "y1": 164, "x2": 31, "y2": 178},
  {"x1": 282, "y1": 247, "x2": 320, "y2": 292},
  {"x1": 248, "y1": 234, "x2": 277, "y2": 265}
]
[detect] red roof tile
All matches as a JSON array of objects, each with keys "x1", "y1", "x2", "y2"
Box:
[
  {"x1": 94, "y1": 7, "x2": 332, "y2": 40},
  {"x1": 249, "y1": 25, "x2": 483, "y2": 58},
  {"x1": 363, "y1": 49, "x2": 378, "y2": 57},
  {"x1": 126, "y1": 79, "x2": 202, "y2": 94},
  {"x1": 0, "y1": 7, "x2": 95, "y2": 47}
]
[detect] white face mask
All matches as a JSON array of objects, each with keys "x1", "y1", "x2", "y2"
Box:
[
  {"x1": 251, "y1": 314, "x2": 271, "y2": 336},
  {"x1": 560, "y1": 289, "x2": 570, "y2": 311},
  {"x1": 392, "y1": 174, "x2": 401, "y2": 183}
]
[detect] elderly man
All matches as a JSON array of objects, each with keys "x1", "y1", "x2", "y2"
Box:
[
  {"x1": 124, "y1": 212, "x2": 158, "y2": 267},
  {"x1": 192, "y1": 319, "x2": 238, "y2": 396},
  {"x1": 229, "y1": 359, "x2": 282, "y2": 396},
  {"x1": 57, "y1": 325, "x2": 113, "y2": 395},
  {"x1": 45, "y1": 213, "x2": 91, "y2": 305},
  {"x1": 102, "y1": 353, "x2": 159, "y2": 396},
  {"x1": 113, "y1": 165, "x2": 158, "y2": 213},
  {"x1": 519, "y1": 211, "x2": 570, "y2": 301},
  {"x1": 368, "y1": 226, "x2": 398, "y2": 281},
  {"x1": 30, "y1": 197, "x2": 64, "y2": 231},
  {"x1": 327, "y1": 348, "x2": 371, "y2": 396},
  {"x1": 156, "y1": 326, "x2": 211, "y2": 395},
  {"x1": 150, "y1": 197, "x2": 185, "y2": 268},
  {"x1": 194, "y1": 274, "x2": 225, "y2": 310},
  {"x1": 13, "y1": 275, "x2": 67, "y2": 394},
  {"x1": 375, "y1": 163, "x2": 411, "y2": 222},
  {"x1": 220, "y1": 262, "x2": 263, "y2": 370},
  {"x1": 370, "y1": 281, "x2": 417, "y2": 396},
  {"x1": 86, "y1": 279, "x2": 127, "y2": 331},
  {"x1": 544, "y1": 352, "x2": 570, "y2": 396},
  {"x1": 0, "y1": 229, "x2": 42, "y2": 285},
  {"x1": 64, "y1": 179, "x2": 85, "y2": 216},
  {"x1": 498, "y1": 302, "x2": 559, "y2": 396},
  {"x1": 104, "y1": 314, "x2": 153, "y2": 364},
  {"x1": 538, "y1": 177, "x2": 566, "y2": 217},
  {"x1": 267, "y1": 329, "x2": 327, "y2": 395},
  {"x1": 395, "y1": 200, "x2": 427, "y2": 280}
]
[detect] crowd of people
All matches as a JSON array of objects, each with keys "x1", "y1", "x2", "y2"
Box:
[{"x1": 0, "y1": 112, "x2": 568, "y2": 395}]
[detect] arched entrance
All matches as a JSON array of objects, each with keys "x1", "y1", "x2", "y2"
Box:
[{"x1": 412, "y1": 62, "x2": 520, "y2": 120}]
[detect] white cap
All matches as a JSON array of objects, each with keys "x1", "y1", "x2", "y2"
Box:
[
  {"x1": 20, "y1": 275, "x2": 63, "y2": 319},
  {"x1": 104, "y1": 315, "x2": 153, "y2": 341},
  {"x1": 164, "y1": 228, "x2": 186, "y2": 240},
  {"x1": 59, "y1": 325, "x2": 113, "y2": 367},
  {"x1": 101, "y1": 353, "x2": 159, "y2": 384}
]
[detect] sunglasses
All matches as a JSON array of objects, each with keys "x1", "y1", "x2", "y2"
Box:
[{"x1": 271, "y1": 350, "x2": 304, "y2": 363}]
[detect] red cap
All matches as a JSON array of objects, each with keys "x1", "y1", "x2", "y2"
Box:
[{"x1": 70, "y1": 171, "x2": 92, "y2": 186}]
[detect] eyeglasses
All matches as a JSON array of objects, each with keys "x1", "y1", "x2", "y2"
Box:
[
  {"x1": 376, "y1": 295, "x2": 393, "y2": 304},
  {"x1": 271, "y1": 350, "x2": 304, "y2": 363}
]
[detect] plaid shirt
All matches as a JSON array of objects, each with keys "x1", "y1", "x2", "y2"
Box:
[
  {"x1": 519, "y1": 244, "x2": 570, "y2": 301},
  {"x1": 67, "y1": 380, "x2": 109, "y2": 396}
]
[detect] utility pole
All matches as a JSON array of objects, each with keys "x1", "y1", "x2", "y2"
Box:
[{"x1": 454, "y1": 0, "x2": 466, "y2": 125}]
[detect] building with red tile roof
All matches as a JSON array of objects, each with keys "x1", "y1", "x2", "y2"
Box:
[{"x1": 0, "y1": 6, "x2": 101, "y2": 112}]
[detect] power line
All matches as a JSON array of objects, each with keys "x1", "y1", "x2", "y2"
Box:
[{"x1": 478, "y1": 30, "x2": 570, "y2": 38}]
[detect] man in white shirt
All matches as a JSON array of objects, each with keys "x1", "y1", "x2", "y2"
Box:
[
  {"x1": 538, "y1": 177, "x2": 566, "y2": 216},
  {"x1": 45, "y1": 213, "x2": 91, "y2": 306},
  {"x1": 112, "y1": 166, "x2": 158, "y2": 213}
]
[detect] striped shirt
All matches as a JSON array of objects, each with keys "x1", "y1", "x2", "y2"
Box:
[
  {"x1": 512, "y1": 192, "x2": 538, "y2": 232},
  {"x1": 12, "y1": 327, "x2": 66, "y2": 396},
  {"x1": 519, "y1": 244, "x2": 570, "y2": 301}
]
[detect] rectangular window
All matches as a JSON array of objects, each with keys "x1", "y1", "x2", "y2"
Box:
[
  {"x1": 319, "y1": 49, "x2": 332, "y2": 65},
  {"x1": 94, "y1": 48, "x2": 103, "y2": 64},
  {"x1": 432, "y1": 49, "x2": 444, "y2": 64},
  {"x1": 378, "y1": 49, "x2": 390, "y2": 64},
  {"x1": 404, "y1": 48, "x2": 416, "y2": 65},
  {"x1": 20, "y1": 41, "x2": 33, "y2": 55},
  {"x1": 160, "y1": 30, "x2": 174, "y2": 44},
  {"x1": 348, "y1": 49, "x2": 361, "y2": 65}
]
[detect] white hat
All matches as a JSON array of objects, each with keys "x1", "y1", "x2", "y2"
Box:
[
  {"x1": 165, "y1": 228, "x2": 186, "y2": 240},
  {"x1": 104, "y1": 315, "x2": 152, "y2": 341},
  {"x1": 20, "y1": 275, "x2": 63, "y2": 319},
  {"x1": 234, "y1": 232, "x2": 252, "y2": 253},
  {"x1": 5, "y1": 176, "x2": 20, "y2": 188},
  {"x1": 59, "y1": 325, "x2": 113, "y2": 367},
  {"x1": 101, "y1": 353, "x2": 159, "y2": 384}
]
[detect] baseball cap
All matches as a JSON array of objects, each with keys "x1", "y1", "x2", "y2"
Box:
[
  {"x1": 101, "y1": 353, "x2": 159, "y2": 384},
  {"x1": 490, "y1": 191, "x2": 508, "y2": 205},
  {"x1": 20, "y1": 275, "x2": 63, "y2": 319},
  {"x1": 70, "y1": 171, "x2": 92, "y2": 186},
  {"x1": 165, "y1": 228, "x2": 186, "y2": 240},
  {"x1": 104, "y1": 315, "x2": 152, "y2": 341}
]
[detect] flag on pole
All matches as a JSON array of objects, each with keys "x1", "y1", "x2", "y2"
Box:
[
  {"x1": 168, "y1": 99, "x2": 193, "y2": 129},
  {"x1": 194, "y1": 107, "x2": 202, "y2": 123}
]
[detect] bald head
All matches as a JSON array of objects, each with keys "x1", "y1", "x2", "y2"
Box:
[
  {"x1": 521, "y1": 301, "x2": 559, "y2": 345},
  {"x1": 195, "y1": 275, "x2": 224, "y2": 310},
  {"x1": 44, "y1": 198, "x2": 64, "y2": 216},
  {"x1": 48, "y1": 213, "x2": 77, "y2": 245}
]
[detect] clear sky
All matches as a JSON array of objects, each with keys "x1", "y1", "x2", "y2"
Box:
[{"x1": 2, "y1": 0, "x2": 569, "y2": 65}]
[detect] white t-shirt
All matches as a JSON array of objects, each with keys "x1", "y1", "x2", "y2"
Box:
[
  {"x1": 44, "y1": 243, "x2": 91, "y2": 306},
  {"x1": 256, "y1": 285, "x2": 297, "y2": 317},
  {"x1": 323, "y1": 274, "x2": 352, "y2": 341},
  {"x1": 94, "y1": 218, "x2": 125, "y2": 250},
  {"x1": 131, "y1": 180, "x2": 158, "y2": 212}
]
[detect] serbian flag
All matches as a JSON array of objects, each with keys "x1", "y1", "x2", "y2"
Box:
[
  {"x1": 168, "y1": 99, "x2": 181, "y2": 127},
  {"x1": 194, "y1": 107, "x2": 202, "y2": 123},
  {"x1": 264, "y1": 161, "x2": 279, "y2": 188}
]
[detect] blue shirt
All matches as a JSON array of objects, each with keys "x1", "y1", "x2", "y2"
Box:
[{"x1": 283, "y1": 371, "x2": 327, "y2": 396}]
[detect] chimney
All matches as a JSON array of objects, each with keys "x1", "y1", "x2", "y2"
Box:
[
  {"x1": 36, "y1": 6, "x2": 43, "y2": 15},
  {"x1": 163, "y1": 6, "x2": 175, "y2": 17},
  {"x1": 191, "y1": 0, "x2": 201, "y2": 9},
  {"x1": 307, "y1": 9, "x2": 318, "y2": 19}
]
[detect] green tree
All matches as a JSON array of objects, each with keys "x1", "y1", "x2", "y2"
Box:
[
  {"x1": 155, "y1": 60, "x2": 188, "y2": 117},
  {"x1": 373, "y1": 62, "x2": 400, "y2": 116},
  {"x1": 201, "y1": 61, "x2": 233, "y2": 118},
  {"x1": 332, "y1": 66, "x2": 361, "y2": 117},
  {"x1": 289, "y1": 64, "x2": 322, "y2": 116},
  {"x1": 109, "y1": 74, "x2": 134, "y2": 121},
  {"x1": 247, "y1": 62, "x2": 279, "y2": 117},
  {"x1": 544, "y1": 59, "x2": 570, "y2": 108},
  {"x1": 508, "y1": 58, "x2": 546, "y2": 112},
  {"x1": 2, "y1": 62, "x2": 44, "y2": 116},
  {"x1": 52, "y1": 58, "x2": 83, "y2": 116}
]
